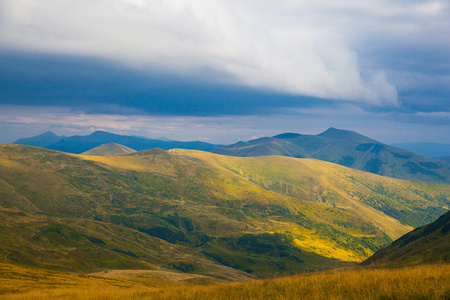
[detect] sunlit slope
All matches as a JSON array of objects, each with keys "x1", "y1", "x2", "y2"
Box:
[
  {"x1": 0, "y1": 144, "x2": 448, "y2": 278},
  {"x1": 81, "y1": 142, "x2": 136, "y2": 156},
  {"x1": 172, "y1": 149, "x2": 448, "y2": 233}
]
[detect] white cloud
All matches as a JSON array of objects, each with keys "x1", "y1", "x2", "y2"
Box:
[{"x1": 0, "y1": 1, "x2": 447, "y2": 106}]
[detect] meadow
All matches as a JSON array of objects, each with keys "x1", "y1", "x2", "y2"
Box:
[{"x1": 1, "y1": 263, "x2": 449, "y2": 299}]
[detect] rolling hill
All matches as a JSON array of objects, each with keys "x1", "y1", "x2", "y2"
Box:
[
  {"x1": 211, "y1": 128, "x2": 450, "y2": 183},
  {"x1": 361, "y1": 210, "x2": 450, "y2": 267},
  {"x1": 14, "y1": 130, "x2": 224, "y2": 154},
  {"x1": 0, "y1": 144, "x2": 449, "y2": 278},
  {"x1": 81, "y1": 142, "x2": 136, "y2": 156}
]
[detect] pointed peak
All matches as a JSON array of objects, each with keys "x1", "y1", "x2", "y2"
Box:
[
  {"x1": 318, "y1": 128, "x2": 378, "y2": 143},
  {"x1": 14, "y1": 131, "x2": 66, "y2": 147}
]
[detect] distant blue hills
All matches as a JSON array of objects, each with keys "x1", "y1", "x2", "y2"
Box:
[
  {"x1": 14, "y1": 131, "x2": 67, "y2": 148},
  {"x1": 14, "y1": 130, "x2": 224, "y2": 154},
  {"x1": 391, "y1": 143, "x2": 450, "y2": 158}
]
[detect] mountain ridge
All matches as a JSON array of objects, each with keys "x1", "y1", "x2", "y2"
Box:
[
  {"x1": 211, "y1": 128, "x2": 450, "y2": 183},
  {"x1": 14, "y1": 130, "x2": 224, "y2": 154},
  {"x1": 14, "y1": 131, "x2": 66, "y2": 148}
]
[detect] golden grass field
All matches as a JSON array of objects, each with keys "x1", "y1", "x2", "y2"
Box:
[{"x1": 1, "y1": 263, "x2": 449, "y2": 299}]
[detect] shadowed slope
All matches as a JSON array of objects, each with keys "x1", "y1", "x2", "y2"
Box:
[{"x1": 362, "y1": 210, "x2": 450, "y2": 267}]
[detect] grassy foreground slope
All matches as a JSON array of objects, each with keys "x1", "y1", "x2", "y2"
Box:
[
  {"x1": 1, "y1": 262, "x2": 449, "y2": 299},
  {"x1": 0, "y1": 144, "x2": 449, "y2": 278}
]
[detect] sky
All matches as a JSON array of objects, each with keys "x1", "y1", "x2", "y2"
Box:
[{"x1": 0, "y1": 0, "x2": 449, "y2": 145}]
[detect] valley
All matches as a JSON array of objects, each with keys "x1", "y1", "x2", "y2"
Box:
[{"x1": 0, "y1": 144, "x2": 448, "y2": 278}]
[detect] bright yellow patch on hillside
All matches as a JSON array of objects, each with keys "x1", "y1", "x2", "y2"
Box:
[
  {"x1": 79, "y1": 155, "x2": 146, "y2": 170},
  {"x1": 0, "y1": 157, "x2": 21, "y2": 168},
  {"x1": 294, "y1": 237, "x2": 367, "y2": 262},
  {"x1": 269, "y1": 221, "x2": 366, "y2": 262}
]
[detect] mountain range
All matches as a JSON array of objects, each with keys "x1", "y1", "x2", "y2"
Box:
[
  {"x1": 211, "y1": 128, "x2": 450, "y2": 184},
  {"x1": 14, "y1": 128, "x2": 450, "y2": 184},
  {"x1": 14, "y1": 131, "x2": 223, "y2": 154},
  {"x1": 0, "y1": 144, "x2": 448, "y2": 278}
]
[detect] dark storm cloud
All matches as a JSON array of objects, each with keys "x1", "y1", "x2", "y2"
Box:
[{"x1": 0, "y1": 50, "x2": 332, "y2": 116}]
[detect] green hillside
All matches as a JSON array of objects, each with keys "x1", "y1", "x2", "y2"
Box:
[
  {"x1": 362, "y1": 210, "x2": 450, "y2": 267},
  {"x1": 82, "y1": 142, "x2": 136, "y2": 156},
  {"x1": 211, "y1": 128, "x2": 450, "y2": 183},
  {"x1": 0, "y1": 144, "x2": 448, "y2": 278}
]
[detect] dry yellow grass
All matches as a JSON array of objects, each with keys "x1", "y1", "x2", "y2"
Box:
[
  {"x1": 293, "y1": 237, "x2": 366, "y2": 262},
  {"x1": 1, "y1": 263, "x2": 449, "y2": 299}
]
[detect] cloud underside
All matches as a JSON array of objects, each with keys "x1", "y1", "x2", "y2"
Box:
[{"x1": 3, "y1": 0, "x2": 435, "y2": 106}]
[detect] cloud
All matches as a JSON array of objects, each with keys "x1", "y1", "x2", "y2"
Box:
[
  {"x1": 2, "y1": 0, "x2": 430, "y2": 106},
  {"x1": 0, "y1": 50, "x2": 338, "y2": 116}
]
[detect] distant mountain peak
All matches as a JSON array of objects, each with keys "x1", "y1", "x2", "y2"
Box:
[
  {"x1": 40, "y1": 131, "x2": 59, "y2": 137},
  {"x1": 23, "y1": 131, "x2": 59, "y2": 139},
  {"x1": 14, "y1": 131, "x2": 66, "y2": 148},
  {"x1": 273, "y1": 133, "x2": 302, "y2": 139},
  {"x1": 318, "y1": 127, "x2": 377, "y2": 143},
  {"x1": 211, "y1": 128, "x2": 450, "y2": 183},
  {"x1": 89, "y1": 130, "x2": 121, "y2": 137}
]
